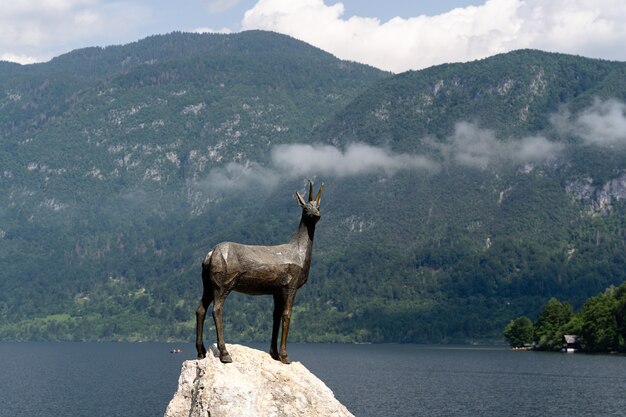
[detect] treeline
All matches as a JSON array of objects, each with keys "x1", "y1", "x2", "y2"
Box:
[{"x1": 504, "y1": 282, "x2": 626, "y2": 352}]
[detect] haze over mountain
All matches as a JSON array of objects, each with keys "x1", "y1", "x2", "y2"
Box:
[{"x1": 0, "y1": 31, "x2": 624, "y2": 343}]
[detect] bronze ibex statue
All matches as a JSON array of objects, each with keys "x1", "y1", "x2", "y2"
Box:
[{"x1": 195, "y1": 181, "x2": 323, "y2": 364}]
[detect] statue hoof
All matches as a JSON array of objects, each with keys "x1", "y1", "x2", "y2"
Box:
[
  {"x1": 220, "y1": 352, "x2": 233, "y2": 363},
  {"x1": 279, "y1": 354, "x2": 291, "y2": 365},
  {"x1": 196, "y1": 343, "x2": 207, "y2": 359},
  {"x1": 269, "y1": 349, "x2": 279, "y2": 361}
]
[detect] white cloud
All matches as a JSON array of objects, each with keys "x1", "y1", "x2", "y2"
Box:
[
  {"x1": 515, "y1": 135, "x2": 565, "y2": 161},
  {"x1": 448, "y1": 122, "x2": 563, "y2": 168},
  {"x1": 203, "y1": 161, "x2": 280, "y2": 192},
  {"x1": 201, "y1": 130, "x2": 565, "y2": 193},
  {"x1": 202, "y1": 113, "x2": 585, "y2": 193},
  {"x1": 201, "y1": 142, "x2": 437, "y2": 193},
  {"x1": 574, "y1": 99, "x2": 626, "y2": 146},
  {"x1": 193, "y1": 27, "x2": 233, "y2": 34},
  {"x1": 551, "y1": 99, "x2": 626, "y2": 147},
  {"x1": 0, "y1": 53, "x2": 40, "y2": 65},
  {"x1": 241, "y1": 0, "x2": 626, "y2": 72},
  {"x1": 0, "y1": 0, "x2": 150, "y2": 63},
  {"x1": 271, "y1": 143, "x2": 438, "y2": 176}
]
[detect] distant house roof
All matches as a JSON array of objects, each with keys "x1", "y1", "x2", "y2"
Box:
[{"x1": 563, "y1": 335, "x2": 580, "y2": 344}]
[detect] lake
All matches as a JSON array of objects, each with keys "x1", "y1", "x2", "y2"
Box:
[{"x1": 0, "y1": 342, "x2": 624, "y2": 416}]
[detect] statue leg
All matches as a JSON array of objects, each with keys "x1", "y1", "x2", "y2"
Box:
[
  {"x1": 195, "y1": 301, "x2": 206, "y2": 358},
  {"x1": 212, "y1": 288, "x2": 232, "y2": 363},
  {"x1": 270, "y1": 292, "x2": 284, "y2": 361},
  {"x1": 278, "y1": 289, "x2": 297, "y2": 364},
  {"x1": 196, "y1": 265, "x2": 214, "y2": 359},
  {"x1": 195, "y1": 289, "x2": 213, "y2": 359}
]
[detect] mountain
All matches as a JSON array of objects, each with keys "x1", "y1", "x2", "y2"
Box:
[
  {"x1": 308, "y1": 50, "x2": 626, "y2": 342},
  {"x1": 0, "y1": 31, "x2": 388, "y2": 341},
  {"x1": 0, "y1": 33, "x2": 624, "y2": 344}
]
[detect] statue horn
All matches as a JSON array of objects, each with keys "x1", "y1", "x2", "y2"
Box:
[
  {"x1": 308, "y1": 180, "x2": 314, "y2": 202},
  {"x1": 315, "y1": 183, "x2": 324, "y2": 205}
]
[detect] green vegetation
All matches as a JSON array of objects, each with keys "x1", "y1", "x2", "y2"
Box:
[
  {"x1": 534, "y1": 298, "x2": 574, "y2": 350},
  {"x1": 0, "y1": 32, "x2": 625, "y2": 343},
  {"x1": 504, "y1": 317, "x2": 534, "y2": 348},
  {"x1": 504, "y1": 283, "x2": 626, "y2": 352}
]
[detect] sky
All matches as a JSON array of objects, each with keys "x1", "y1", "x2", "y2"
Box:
[{"x1": 1, "y1": 0, "x2": 626, "y2": 73}]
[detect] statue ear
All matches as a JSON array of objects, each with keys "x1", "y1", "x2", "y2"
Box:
[
  {"x1": 308, "y1": 180, "x2": 314, "y2": 202},
  {"x1": 315, "y1": 183, "x2": 323, "y2": 205},
  {"x1": 295, "y1": 191, "x2": 306, "y2": 207}
]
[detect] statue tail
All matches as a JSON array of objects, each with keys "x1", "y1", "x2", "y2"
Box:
[
  {"x1": 201, "y1": 251, "x2": 214, "y2": 302},
  {"x1": 202, "y1": 250, "x2": 213, "y2": 267}
]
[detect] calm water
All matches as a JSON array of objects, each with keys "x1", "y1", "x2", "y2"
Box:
[{"x1": 0, "y1": 342, "x2": 625, "y2": 417}]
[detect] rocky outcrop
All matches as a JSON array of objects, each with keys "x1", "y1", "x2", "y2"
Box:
[
  {"x1": 164, "y1": 344, "x2": 354, "y2": 417},
  {"x1": 565, "y1": 173, "x2": 626, "y2": 215}
]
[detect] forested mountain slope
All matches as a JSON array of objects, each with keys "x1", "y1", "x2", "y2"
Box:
[
  {"x1": 0, "y1": 31, "x2": 388, "y2": 340},
  {"x1": 309, "y1": 50, "x2": 626, "y2": 342},
  {"x1": 0, "y1": 35, "x2": 624, "y2": 343}
]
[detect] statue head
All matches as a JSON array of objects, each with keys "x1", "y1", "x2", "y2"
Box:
[{"x1": 295, "y1": 180, "x2": 323, "y2": 223}]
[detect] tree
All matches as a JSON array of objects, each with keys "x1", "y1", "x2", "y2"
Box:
[
  {"x1": 579, "y1": 287, "x2": 619, "y2": 352},
  {"x1": 504, "y1": 316, "x2": 534, "y2": 347},
  {"x1": 534, "y1": 298, "x2": 573, "y2": 350},
  {"x1": 615, "y1": 283, "x2": 626, "y2": 350}
]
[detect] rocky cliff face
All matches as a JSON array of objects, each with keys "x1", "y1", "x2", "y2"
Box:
[
  {"x1": 164, "y1": 344, "x2": 354, "y2": 417},
  {"x1": 566, "y1": 173, "x2": 626, "y2": 215}
]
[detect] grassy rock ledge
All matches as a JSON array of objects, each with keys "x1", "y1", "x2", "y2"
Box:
[{"x1": 164, "y1": 344, "x2": 354, "y2": 417}]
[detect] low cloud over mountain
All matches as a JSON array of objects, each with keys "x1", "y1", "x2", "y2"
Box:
[
  {"x1": 201, "y1": 98, "x2": 626, "y2": 191},
  {"x1": 553, "y1": 99, "x2": 626, "y2": 147}
]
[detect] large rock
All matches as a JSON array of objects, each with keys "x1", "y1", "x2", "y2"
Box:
[{"x1": 164, "y1": 344, "x2": 354, "y2": 417}]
